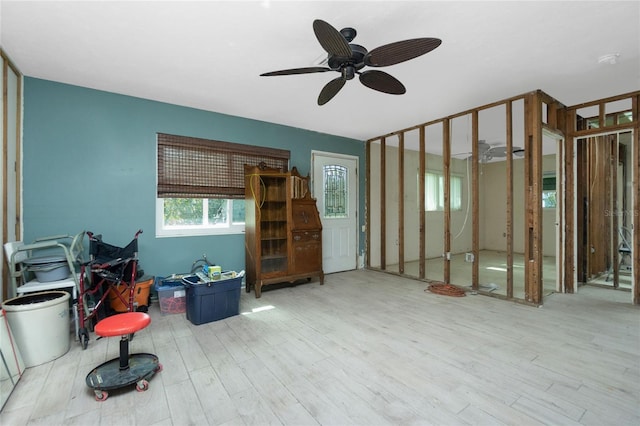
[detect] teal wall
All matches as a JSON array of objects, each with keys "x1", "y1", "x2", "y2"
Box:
[{"x1": 22, "y1": 77, "x2": 365, "y2": 277}]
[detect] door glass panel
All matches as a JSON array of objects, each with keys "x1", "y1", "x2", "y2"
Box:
[{"x1": 323, "y1": 165, "x2": 348, "y2": 218}]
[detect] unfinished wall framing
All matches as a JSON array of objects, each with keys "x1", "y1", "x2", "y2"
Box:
[
  {"x1": 565, "y1": 91, "x2": 640, "y2": 305},
  {"x1": 366, "y1": 89, "x2": 639, "y2": 306}
]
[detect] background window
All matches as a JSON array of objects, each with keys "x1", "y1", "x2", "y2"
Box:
[
  {"x1": 423, "y1": 172, "x2": 462, "y2": 211},
  {"x1": 542, "y1": 174, "x2": 557, "y2": 209}
]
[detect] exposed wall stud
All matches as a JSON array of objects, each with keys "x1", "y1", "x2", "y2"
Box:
[
  {"x1": 398, "y1": 132, "x2": 405, "y2": 274},
  {"x1": 443, "y1": 118, "x2": 451, "y2": 284},
  {"x1": 380, "y1": 136, "x2": 386, "y2": 270},
  {"x1": 419, "y1": 126, "x2": 426, "y2": 279}
]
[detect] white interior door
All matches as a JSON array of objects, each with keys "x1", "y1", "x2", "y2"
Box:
[{"x1": 312, "y1": 151, "x2": 358, "y2": 273}]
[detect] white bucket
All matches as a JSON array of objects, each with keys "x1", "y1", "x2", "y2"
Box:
[{"x1": 2, "y1": 291, "x2": 71, "y2": 367}]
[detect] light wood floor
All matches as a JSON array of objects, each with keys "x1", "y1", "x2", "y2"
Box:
[
  {"x1": 386, "y1": 250, "x2": 558, "y2": 300},
  {"x1": 1, "y1": 269, "x2": 638, "y2": 425}
]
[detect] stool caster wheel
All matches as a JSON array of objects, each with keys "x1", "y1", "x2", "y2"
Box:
[
  {"x1": 136, "y1": 379, "x2": 149, "y2": 392},
  {"x1": 155, "y1": 363, "x2": 163, "y2": 373},
  {"x1": 94, "y1": 390, "x2": 108, "y2": 401}
]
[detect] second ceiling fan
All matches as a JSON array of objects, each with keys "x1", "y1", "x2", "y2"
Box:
[{"x1": 260, "y1": 19, "x2": 442, "y2": 105}]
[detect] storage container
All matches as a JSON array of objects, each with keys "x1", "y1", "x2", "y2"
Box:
[
  {"x1": 2, "y1": 291, "x2": 71, "y2": 367},
  {"x1": 23, "y1": 255, "x2": 71, "y2": 282},
  {"x1": 183, "y1": 274, "x2": 242, "y2": 325},
  {"x1": 154, "y1": 276, "x2": 187, "y2": 315},
  {"x1": 108, "y1": 276, "x2": 154, "y2": 312}
]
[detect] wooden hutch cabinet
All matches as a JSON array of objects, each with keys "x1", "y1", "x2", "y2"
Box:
[{"x1": 244, "y1": 164, "x2": 324, "y2": 298}]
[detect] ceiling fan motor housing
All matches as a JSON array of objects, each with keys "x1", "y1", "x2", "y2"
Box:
[{"x1": 327, "y1": 44, "x2": 368, "y2": 74}]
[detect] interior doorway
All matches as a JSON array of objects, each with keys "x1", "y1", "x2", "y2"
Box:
[{"x1": 576, "y1": 130, "x2": 634, "y2": 295}]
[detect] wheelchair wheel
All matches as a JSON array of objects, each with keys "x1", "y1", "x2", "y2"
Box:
[{"x1": 79, "y1": 328, "x2": 90, "y2": 350}]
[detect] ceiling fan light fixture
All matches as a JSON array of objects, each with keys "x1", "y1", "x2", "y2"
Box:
[
  {"x1": 342, "y1": 66, "x2": 356, "y2": 80},
  {"x1": 340, "y1": 27, "x2": 357, "y2": 42}
]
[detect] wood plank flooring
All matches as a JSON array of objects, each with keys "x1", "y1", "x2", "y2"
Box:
[
  {"x1": 387, "y1": 250, "x2": 559, "y2": 300},
  {"x1": 1, "y1": 269, "x2": 638, "y2": 425}
]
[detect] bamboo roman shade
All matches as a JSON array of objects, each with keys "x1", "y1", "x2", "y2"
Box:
[{"x1": 157, "y1": 133, "x2": 290, "y2": 199}]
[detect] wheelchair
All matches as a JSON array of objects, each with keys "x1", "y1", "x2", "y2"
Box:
[{"x1": 77, "y1": 229, "x2": 144, "y2": 349}]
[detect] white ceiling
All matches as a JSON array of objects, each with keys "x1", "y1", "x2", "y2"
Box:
[{"x1": 1, "y1": 0, "x2": 639, "y2": 151}]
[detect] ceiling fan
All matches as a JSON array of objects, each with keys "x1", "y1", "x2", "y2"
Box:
[
  {"x1": 260, "y1": 19, "x2": 442, "y2": 105},
  {"x1": 453, "y1": 140, "x2": 525, "y2": 163}
]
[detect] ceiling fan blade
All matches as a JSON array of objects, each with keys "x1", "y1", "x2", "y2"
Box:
[
  {"x1": 364, "y1": 38, "x2": 442, "y2": 67},
  {"x1": 486, "y1": 146, "x2": 526, "y2": 158},
  {"x1": 318, "y1": 77, "x2": 346, "y2": 105},
  {"x1": 313, "y1": 19, "x2": 352, "y2": 58},
  {"x1": 260, "y1": 67, "x2": 332, "y2": 76},
  {"x1": 489, "y1": 146, "x2": 509, "y2": 158},
  {"x1": 452, "y1": 152, "x2": 472, "y2": 158},
  {"x1": 359, "y1": 70, "x2": 406, "y2": 95}
]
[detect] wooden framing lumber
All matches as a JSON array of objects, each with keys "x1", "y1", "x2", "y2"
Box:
[
  {"x1": 380, "y1": 136, "x2": 386, "y2": 270},
  {"x1": 506, "y1": 101, "x2": 514, "y2": 298},
  {"x1": 442, "y1": 119, "x2": 451, "y2": 283},
  {"x1": 471, "y1": 112, "x2": 479, "y2": 290},
  {"x1": 419, "y1": 127, "x2": 426, "y2": 279},
  {"x1": 633, "y1": 94, "x2": 639, "y2": 305},
  {"x1": 398, "y1": 132, "x2": 405, "y2": 274},
  {"x1": 365, "y1": 140, "x2": 371, "y2": 268}
]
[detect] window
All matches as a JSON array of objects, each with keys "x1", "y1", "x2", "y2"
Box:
[
  {"x1": 156, "y1": 133, "x2": 289, "y2": 237},
  {"x1": 542, "y1": 174, "x2": 556, "y2": 209},
  {"x1": 157, "y1": 198, "x2": 246, "y2": 236},
  {"x1": 323, "y1": 165, "x2": 348, "y2": 218},
  {"x1": 422, "y1": 172, "x2": 463, "y2": 211}
]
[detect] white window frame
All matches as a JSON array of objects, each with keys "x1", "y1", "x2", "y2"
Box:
[{"x1": 156, "y1": 198, "x2": 245, "y2": 238}]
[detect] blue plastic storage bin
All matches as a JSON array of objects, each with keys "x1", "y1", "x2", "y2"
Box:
[{"x1": 182, "y1": 275, "x2": 242, "y2": 325}]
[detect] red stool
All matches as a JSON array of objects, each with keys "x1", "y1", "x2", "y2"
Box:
[{"x1": 85, "y1": 312, "x2": 161, "y2": 401}]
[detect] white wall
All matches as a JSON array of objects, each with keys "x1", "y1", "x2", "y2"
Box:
[
  {"x1": 369, "y1": 143, "x2": 472, "y2": 268},
  {"x1": 480, "y1": 154, "x2": 557, "y2": 256}
]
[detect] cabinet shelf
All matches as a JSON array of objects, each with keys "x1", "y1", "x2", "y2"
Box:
[{"x1": 261, "y1": 254, "x2": 287, "y2": 260}]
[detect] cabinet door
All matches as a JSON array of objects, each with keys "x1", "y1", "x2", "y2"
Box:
[
  {"x1": 291, "y1": 201, "x2": 321, "y2": 230},
  {"x1": 259, "y1": 176, "x2": 289, "y2": 277},
  {"x1": 292, "y1": 231, "x2": 322, "y2": 274}
]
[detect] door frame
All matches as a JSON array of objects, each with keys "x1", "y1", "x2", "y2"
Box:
[
  {"x1": 573, "y1": 129, "x2": 636, "y2": 300},
  {"x1": 544, "y1": 129, "x2": 565, "y2": 294}
]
